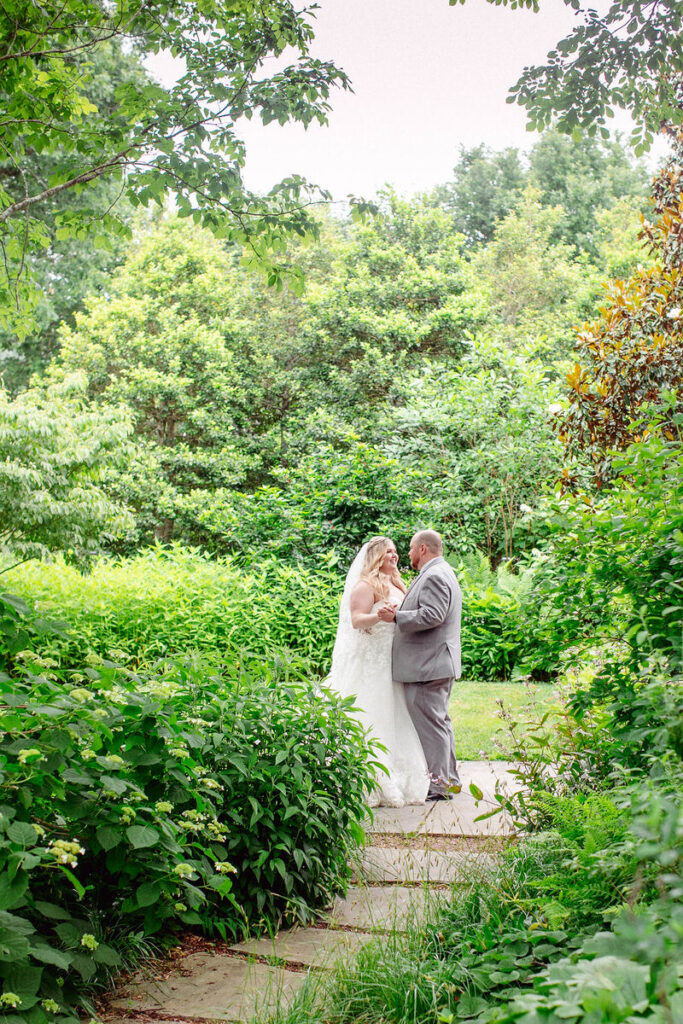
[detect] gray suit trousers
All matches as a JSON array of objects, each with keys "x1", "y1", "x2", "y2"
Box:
[{"x1": 403, "y1": 677, "x2": 460, "y2": 797}]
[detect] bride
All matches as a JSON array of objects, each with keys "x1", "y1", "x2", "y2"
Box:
[{"x1": 326, "y1": 536, "x2": 429, "y2": 806}]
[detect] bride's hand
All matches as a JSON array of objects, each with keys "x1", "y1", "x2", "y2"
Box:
[{"x1": 377, "y1": 603, "x2": 396, "y2": 622}]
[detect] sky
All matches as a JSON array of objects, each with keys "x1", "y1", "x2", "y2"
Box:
[{"x1": 147, "y1": 0, "x2": 650, "y2": 204}]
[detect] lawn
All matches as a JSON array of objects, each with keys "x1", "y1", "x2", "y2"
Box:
[{"x1": 450, "y1": 680, "x2": 558, "y2": 760}]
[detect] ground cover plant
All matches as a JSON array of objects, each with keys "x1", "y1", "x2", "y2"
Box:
[{"x1": 0, "y1": 597, "x2": 378, "y2": 1024}]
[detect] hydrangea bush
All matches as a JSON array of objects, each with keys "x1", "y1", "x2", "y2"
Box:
[{"x1": 0, "y1": 613, "x2": 377, "y2": 1024}]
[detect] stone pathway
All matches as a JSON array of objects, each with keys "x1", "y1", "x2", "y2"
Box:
[{"x1": 104, "y1": 761, "x2": 515, "y2": 1024}]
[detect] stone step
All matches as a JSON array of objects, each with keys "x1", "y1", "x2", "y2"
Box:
[
  {"x1": 325, "y1": 884, "x2": 450, "y2": 931},
  {"x1": 366, "y1": 761, "x2": 517, "y2": 837},
  {"x1": 109, "y1": 952, "x2": 307, "y2": 1022},
  {"x1": 228, "y1": 925, "x2": 374, "y2": 966},
  {"x1": 105, "y1": 762, "x2": 519, "y2": 1022},
  {"x1": 353, "y1": 846, "x2": 496, "y2": 884}
]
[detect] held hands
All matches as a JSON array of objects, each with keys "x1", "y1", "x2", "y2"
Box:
[{"x1": 377, "y1": 602, "x2": 397, "y2": 622}]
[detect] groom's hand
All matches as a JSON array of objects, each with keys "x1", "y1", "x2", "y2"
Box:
[{"x1": 377, "y1": 603, "x2": 396, "y2": 622}]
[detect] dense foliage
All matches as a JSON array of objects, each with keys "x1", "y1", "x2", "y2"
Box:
[
  {"x1": 558, "y1": 128, "x2": 683, "y2": 486},
  {"x1": 0, "y1": 377, "x2": 132, "y2": 564},
  {"x1": 4, "y1": 546, "x2": 560, "y2": 681},
  {"x1": 0, "y1": 0, "x2": 364, "y2": 339},
  {"x1": 0, "y1": 599, "x2": 376, "y2": 1024},
  {"x1": 31, "y1": 133, "x2": 647, "y2": 563}
]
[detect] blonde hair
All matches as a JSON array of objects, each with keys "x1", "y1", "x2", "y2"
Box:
[{"x1": 359, "y1": 536, "x2": 407, "y2": 602}]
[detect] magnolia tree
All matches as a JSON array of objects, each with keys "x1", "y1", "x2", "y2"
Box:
[{"x1": 557, "y1": 126, "x2": 683, "y2": 486}]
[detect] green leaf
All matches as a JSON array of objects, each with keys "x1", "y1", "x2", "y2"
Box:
[
  {"x1": 96, "y1": 825, "x2": 122, "y2": 851},
  {"x1": 59, "y1": 868, "x2": 85, "y2": 898},
  {"x1": 29, "y1": 943, "x2": 72, "y2": 970},
  {"x1": 0, "y1": 872, "x2": 28, "y2": 910},
  {"x1": 93, "y1": 942, "x2": 121, "y2": 966},
  {"x1": 1, "y1": 962, "x2": 42, "y2": 998},
  {"x1": 7, "y1": 823, "x2": 38, "y2": 846},
  {"x1": 135, "y1": 882, "x2": 161, "y2": 908},
  {"x1": 33, "y1": 902, "x2": 71, "y2": 921},
  {"x1": 100, "y1": 774, "x2": 127, "y2": 795},
  {"x1": 126, "y1": 825, "x2": 159, "y2": 849},
  {"x1": 69, "y1": 952, "x2": 96, "y2": 981},
  {"x1": 61, "y1": 769, "x2": 93, "y2": 786},
  {"x1": 0, "y1": 930, "x2": 31, "y2": 962}
]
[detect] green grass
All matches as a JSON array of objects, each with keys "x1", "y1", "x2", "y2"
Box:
[{"x1": 450, "y1": 680, "x2": 557, "y2": 760}]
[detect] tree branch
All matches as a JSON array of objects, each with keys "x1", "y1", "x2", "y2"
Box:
[{"x1": 0, "y1": 150, "x2": 133, "y2": 223}]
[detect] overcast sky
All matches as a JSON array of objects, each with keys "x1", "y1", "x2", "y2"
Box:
[{"x1": 148, "y1": 0, "x2": 648, "y2": 203}]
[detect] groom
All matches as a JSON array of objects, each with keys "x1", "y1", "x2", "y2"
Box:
[{"x1": 378, "y1": 529, "x2": 462, "y2": 801}]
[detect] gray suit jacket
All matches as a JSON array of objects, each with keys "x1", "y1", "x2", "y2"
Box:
[{"x1": 392, "y1": 556, "x2": 462, "y2": 683}]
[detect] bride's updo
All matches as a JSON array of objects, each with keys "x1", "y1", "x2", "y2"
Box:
[{"x1": 359, "y1": 536, "x2": 407, "y2": 602}]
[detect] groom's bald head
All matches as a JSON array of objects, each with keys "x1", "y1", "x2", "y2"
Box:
[
  {"x1": 409, "y1": 530, "x2": 443, "y2": 570},
  {"x1": 412, "y1": 529, "x2": 442, "y2": 555}
]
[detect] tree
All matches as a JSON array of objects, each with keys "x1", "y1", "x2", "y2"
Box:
[
  {"x1": 383, "y1": 345, "x2": 563, "y2": 561},
  {"x1": 48, "y1": 218, "x2": 256, "y2": 543},
  {"x1": 290, "y1": 191, "x2": 487, "y2": 419},
  {"x1": 475, "y1": 186, "x2": 596, "y2": 358},
  {"x1": 0, "y1": 0, "x2": 356, "y2": 336},
  {"x1": 214, "y1": 192, "x2": 489, "y2": 473},
  {"x1": 529, "y1": 131, "x2": 649, "y2": 257},
  {"x1": 0, "y1": 375, "x2": 132, "y2": 564},
  {"x1": 498, "y1": 0, "x2": 683, "y2": 151},
  {"x1": 557, "y1": 127, "x2": 683, "y2": 486},
  {"x1": 429, "y1": 144, "x2": 526, "y2": 246},
  {"x1": 429, "y1": 132, "x2": 648, "y2": 257},
  {"x1": 0, "y1": 41, "x2": 149, "y2": 391}
]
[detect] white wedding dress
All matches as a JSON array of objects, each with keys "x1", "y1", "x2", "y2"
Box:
[{"x1": 325, "y1": 547, "x2": 429, "y2": 807}]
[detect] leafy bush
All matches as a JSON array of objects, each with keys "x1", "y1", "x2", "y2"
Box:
[
  {"x1": 525, "y1": 425, "x2": 683, "y2": 686},
  {"x1": 0, "y1": 635, "x2": 376, "y2": 1024},
  {"x1": 457, "y1": 553, "x2": 558, "y2": 680},
  {"x1": 177, "y1": 441, "x2": 431, "y2": 569},
  {"x1": 7, "y1": 545, "x2": 557, "y2": 682},
  {"x1": 0, "y1": 376, "x2": 132, "y2": 566},
  {"x1": 477, "y1": 899, "x2": 683, "y2": 1024},
  {"x1": 4, "y1": 546, "x2": 342, "y2": 675}
]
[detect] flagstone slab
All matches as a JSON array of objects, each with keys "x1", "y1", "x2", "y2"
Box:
[
  {"x1": 229, "y1": 926, "x2": 373, "y2": 966},
  {"x1": 418, "y1": 796, "x2": 513, "y2": 836},
  {"x1": 364, "y1": 763, "x2": 519, "y2": 838},
  {"x1": 109, "y1": 952, "x2": 307, "y2": 1022},
  {"x1": 326, "y1": 884, "x2": 450, "y2": 931},
  {"x1": 354, "y1": 846, "x2": 493, "y2": 884},
  {"x1": 365, "y1": 803, "x2": 430, "y2": 834}
]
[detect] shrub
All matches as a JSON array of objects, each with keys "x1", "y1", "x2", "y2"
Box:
[
  {"x1": 457, "y1": 553, "x2": 559, "y2": 680},
  {"x1": 4, "y1": 546, "x2": 342, "y2": 675},
  {"x1": 475, "y1": 898, "x2": 683, "y2": 1024},
  {"x1": 0, "y1": 646, "x2": 376, "y2": 1023},
  {"x1": 7, "y1": 546, "x2": 556, "y2": 682},
  {"x1": 527, "y1": 425, "x2": 683, "y2": 684}
]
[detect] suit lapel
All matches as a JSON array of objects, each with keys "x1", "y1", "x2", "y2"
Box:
[
  {"x1": 405, "y1": 557, "x2": 444, "y2": 602},
  {"x1": 403, "y1": 558, "x2": 438, "y2": 604}
]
